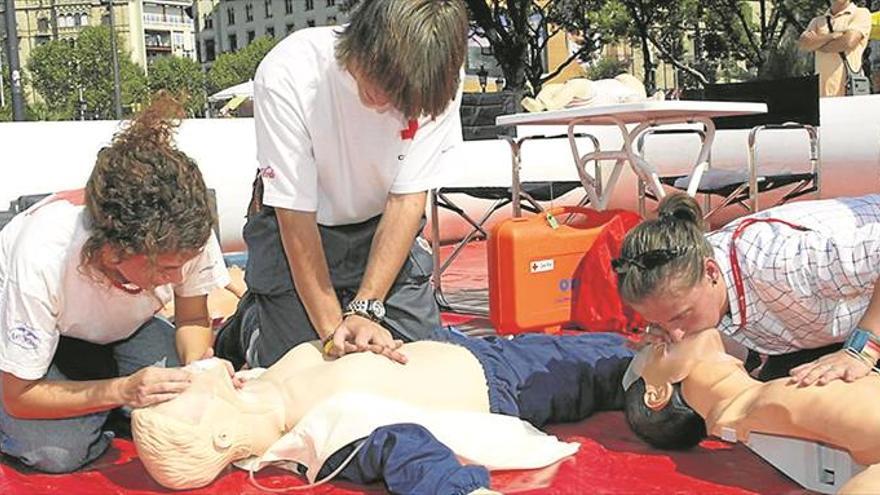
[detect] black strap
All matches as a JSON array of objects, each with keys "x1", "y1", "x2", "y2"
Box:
[{"x1": 826, "y1": 14, "x2": 858, "y2": 71}]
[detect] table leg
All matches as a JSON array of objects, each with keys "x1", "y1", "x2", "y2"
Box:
[{"x1": 503, "y1": 136, "x2": 523, "y2": 217}]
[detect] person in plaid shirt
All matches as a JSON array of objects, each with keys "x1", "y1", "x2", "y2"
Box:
[{"x1": 612, "y1": 193, "x2": 880, "y2": 384}]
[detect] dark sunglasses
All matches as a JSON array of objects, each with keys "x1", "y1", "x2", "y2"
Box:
[{"x1": 612, "y1": 247, "x2": 690, "y2": 275}]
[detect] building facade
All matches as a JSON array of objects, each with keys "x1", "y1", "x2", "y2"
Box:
[
  {"x1": 1, "y1": 0, "x2": 197, "y2": 104},
  {"x1": 194, "y1": 0, "x2": 345, "y2": 65}
]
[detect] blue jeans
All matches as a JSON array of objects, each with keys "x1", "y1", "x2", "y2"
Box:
[
  {"x1": 324, "y1": 328, "x2": 635, "y2": 493},
  {"x1": 0, "y1": 317, "x2": 179, "y2": 473},
  {"x1": 431, "y1": 328, "x2": 635, "y2": 426}
]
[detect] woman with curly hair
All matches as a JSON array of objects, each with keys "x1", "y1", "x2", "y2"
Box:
[{"x1": 0, "y1": 94, "x2": 230, "y2": 473}]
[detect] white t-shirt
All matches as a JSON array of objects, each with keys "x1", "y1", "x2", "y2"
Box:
[
  {"x1": 0, "y1": 198, "x2": 230, "y2": 380},
  {"x1": 254, "y1": 26, "x2": 463, "y2": 226}
]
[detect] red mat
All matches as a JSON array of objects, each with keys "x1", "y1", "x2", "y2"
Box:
[
  {"x1": 0, "y1": 412, "x2": 805, "y2": 494},
  {"x1": 0, "y1": 242, "x2": 808, "y2": 493}
]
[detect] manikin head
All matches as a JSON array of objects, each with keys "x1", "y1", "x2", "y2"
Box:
[
  {"x1": 621, "y1": 333, "x2": 734, "y2": 450},
  {"x1": 615, "y1": 194, "x2": 729, "y2": 342},
  {"x1": 624, "y1": 378, "x2": 706, "y2": 450},
  {"x1": 132, "y1": 361, "x2": 283, "y2": 490}
]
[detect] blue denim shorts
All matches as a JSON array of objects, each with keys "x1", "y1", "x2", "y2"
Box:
[{"x1": 431, "y1": 328, "x2": 634, "y2": 426}]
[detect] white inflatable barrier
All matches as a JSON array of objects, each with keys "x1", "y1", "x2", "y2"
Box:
[{"x1": 1, "y1": 95, "x2": 879, "y2": 251}]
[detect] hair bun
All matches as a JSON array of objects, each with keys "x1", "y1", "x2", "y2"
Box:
[{"x1": 657, "y1": 193, "x2": 704, "y2": 228}]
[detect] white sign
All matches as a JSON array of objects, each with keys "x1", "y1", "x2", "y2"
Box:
[{"x1": 529, "y1": 259, "x2": 554, "y2": 273}]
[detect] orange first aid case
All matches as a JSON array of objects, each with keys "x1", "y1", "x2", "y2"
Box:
[{"x1": 488, "y1": 206, "x2": 637, "y2": 335}]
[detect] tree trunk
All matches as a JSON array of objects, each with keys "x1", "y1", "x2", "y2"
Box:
[{"x1": 640, "y1": 33, "x2": 655, "y2": 94}]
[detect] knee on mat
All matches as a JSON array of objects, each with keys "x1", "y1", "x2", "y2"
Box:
[{"x1": 24, "y1": 439, "x2": 109, "y2": 473}]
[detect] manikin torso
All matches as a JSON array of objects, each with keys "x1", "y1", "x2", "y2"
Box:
[
  {"x1": 238, "y1": 340, "x2": 491, "y2": 434},
  {"x1": 655, "y1": 329, "x2": 880, "y2": 466}
]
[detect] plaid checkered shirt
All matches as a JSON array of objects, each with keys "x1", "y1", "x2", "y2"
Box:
[{"x1": 708, "y1": 195, "x2": 880, "y2": 354}]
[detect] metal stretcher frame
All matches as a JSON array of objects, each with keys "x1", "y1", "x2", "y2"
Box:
[
  {"x1": 636, "y1": 123, "x2": 821, "y2": 219},
  {"x1": 495, "y1": 101, "x2": 768, "y2": 212}
]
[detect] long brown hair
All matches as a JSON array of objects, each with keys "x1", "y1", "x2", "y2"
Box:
[
  {"x1": 81, "y1": 92, "x2": 214, "y2": 270},
  {"x1": 335, "y1": 0, "x2": 468, "y2": 119}
]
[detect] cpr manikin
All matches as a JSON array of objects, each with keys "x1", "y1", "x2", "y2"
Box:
[
  {"x1": 625, "y1": 328, "x2": 880, "y2": 494},
  {"x1": 520, "y1": 73, "x2": 654, "y2": 112},
  {"x1": 131, "y1": 331, "x2": 630, "y2": 491},
  {"x1": 132, "y1": 339, "x2": 492, "y2": 488}
]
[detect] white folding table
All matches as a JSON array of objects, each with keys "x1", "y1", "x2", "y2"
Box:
[{"x1": 495, "y1": 100, "x2": 768, "y2": 213}]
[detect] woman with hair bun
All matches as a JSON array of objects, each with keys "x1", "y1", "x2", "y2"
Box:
[
  {"x1": 615, "y1": 193, "x2": 880, "y2": 386},
  {"x1": 0, "y1": 93, "x2": 231, "y2": 473}
]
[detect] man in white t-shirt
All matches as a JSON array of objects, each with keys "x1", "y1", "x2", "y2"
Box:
[
  {"x1": 798, "y1": 0, "x2": 872, "y2": 97},
  {"x1": 216, "y1": 0, "x2": 468, "y2": 368},
  {"x1": 0, "y1": 96, "x2": 231, "y2": 473}
]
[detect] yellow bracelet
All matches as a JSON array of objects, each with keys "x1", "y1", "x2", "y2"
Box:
[{"x1": 322, "y1": 338, "x2": 335, "y2": 355}]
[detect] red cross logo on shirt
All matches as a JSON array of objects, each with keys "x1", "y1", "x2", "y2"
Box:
[
  {"x1": 400, "y1": 119, "x2": 419, "y2": 140},
  {"x1": 26, "y1": 188, "x2": 85, "y2": 215}
]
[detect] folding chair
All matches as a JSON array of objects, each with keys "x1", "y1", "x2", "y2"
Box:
[
  {"x1": 430, "y1": 132, "x2": 600, "y2": 314},
  {"x1": 636, "y1": 75, "x2": 821, "y2": 219}
]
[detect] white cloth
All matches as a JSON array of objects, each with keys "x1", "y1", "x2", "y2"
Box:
[
  {"x1": 707, "y1": 195, "x2": 880, "y2": 354},
  {"x1": 234, "y1": 391, "x2": 579, "y2": 483},
  {"x1": 0, "y1": 199, "x2": 230, "y2": 380},
  {"x1": 254, "y1": 26, "x2": 463, "y2": 226}
]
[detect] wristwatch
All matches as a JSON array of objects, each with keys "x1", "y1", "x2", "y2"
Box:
[{"x1": 344, "y1": 299, "x2": 386, "y2": 322}]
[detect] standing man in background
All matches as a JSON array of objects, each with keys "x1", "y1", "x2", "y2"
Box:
[
  {"x1": 216, "y1": 0, "x2": 468, "y2": 368},
  {"x1": 799, "y1": 0, "x2": 872, "y2": 97}
]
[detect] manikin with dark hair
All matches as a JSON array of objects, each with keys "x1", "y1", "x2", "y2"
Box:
[{"x1": 623, "y1": 327, "x2": 880, "y2": 493}]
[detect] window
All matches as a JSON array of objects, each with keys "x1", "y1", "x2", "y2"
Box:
[
  {"x1": 228, "y1": 33, "x2": 238, "y2": 51},
  {"x1": 327, "y1": 15, "x2": 336, "y2": 25},
  {"x1": 204, "y1": 13, "x2": 213, "y2": 29},
  {"x1": 266, "y1": 26, "x2": 275, "y2": 38},
  {"x1": 227, "y1": 7, "x2": 235, "y2": 25},
  {"x1": 37, "y1": 17, "x2": 50, "y2": 31},
  {"x1": 80, "y1": 13, "x2": 89, "y2": 27},
  {"x1": 245, "y1": 4, "x2": 253, "y2": 22},
  {"x1": 205, "y1": 39, "x2": 216, "y2": 61},
  {"x1": 326, "y1": 0, "x2": 335, "y2": 6},
  {"x1": 247, "y1": 30, "x2": 256, "y2": 43},
  {"x1": 284, "y1": 0, "x2": 293, "y2": 15},
  {"x1": 306, "y1": 19, "x2": 315, "y2": 27},
  {"x1": 286, "y1": 23, "x2": 295, "y2": 33},
  {"x1": 264, "y1": 0, "x2": 273, "y2": 18},
  {"x1": 305, "y1": 0, "x2": 313, "y2": 11}
]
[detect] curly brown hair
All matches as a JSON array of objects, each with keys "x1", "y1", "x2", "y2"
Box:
[{"x1": 81, "y1": 92, "x2": 215, "y2": 271}]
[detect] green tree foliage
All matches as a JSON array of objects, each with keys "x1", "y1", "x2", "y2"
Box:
[
  {"x1": 585, "y1": 56, "x2": 631, "y2": 80},
  {"x1": 28, "y1": 26, "x2": 147, "y2": 120},
  {"x1": 0, "y1": 65, "x2": 13, "y2": 122},
  {"x1": 27, "y1": 40, "x2": 78, "y2": 117},
  {"x1": 206, "y1": 36, "x2": 277, "y2": 95},
  {"x1": 148, "y1": 55, "x2": 207, "y2": 116},
  {"x1": 335, "y1": 0, "x2": 836, "y2": 94}
]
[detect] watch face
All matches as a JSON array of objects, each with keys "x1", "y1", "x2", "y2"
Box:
[{"x1": 369, "y1": 300, "x2": 386, "y2": 320}]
